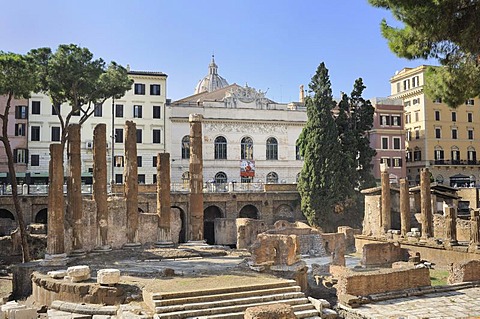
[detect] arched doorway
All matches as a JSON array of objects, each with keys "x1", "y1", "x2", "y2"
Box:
[
  {"x1": 204, "y1": 206, "x2": 222, "y2": 245},
  {"x1": 171, "y1": 206, "x2": 186, "y2": 244},
  {"x1": 0, "y1": 209, "x2": 16, "y2": 236},
  {"x1": 35, "y1": 208, "x2": 48, "y2": 224},
  {"x1": 239, "y1": 205, "x2": 259, "y2": 219},
  {"x1": 0, "y1": 209, "x2": 14, "y2": 220}
]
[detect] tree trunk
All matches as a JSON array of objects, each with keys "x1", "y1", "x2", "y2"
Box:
[{"x1": 1, "y1": 94, "x2": 30, "y2": 262}]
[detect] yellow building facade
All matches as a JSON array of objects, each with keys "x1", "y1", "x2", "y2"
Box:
[{"x1": 389, "y1": 65, "x2": 480, "y2": 187}]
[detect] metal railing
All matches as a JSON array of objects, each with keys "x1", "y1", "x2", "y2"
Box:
[{"x1": 430, "y1": 160, "x2": 480, "y2": 166}]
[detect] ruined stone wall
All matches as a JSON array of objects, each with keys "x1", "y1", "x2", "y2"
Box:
[
  {"x1": 362, "y1": 193, "x2": 381, "y2": 237},
  {"x1": 337, "y1": 267, "x2": 431, "y2": 296},
  {"x1": 457, "y1": 188, "x2": 479, "y2": 210},
  {"x1": 237, "y1": 218, "x2": 269, "y2": 249},
  {"x1": 432, "y1": 214, "x2": 471, "y2": 242},
  {"x1": 361, "y1": 242, "x2": 407, "y2": 267},
  {"x1": 214, "y1": 218, "x2": 237, "y2": 246},
  {"x1": 448, "y1": 260, "x2": 480, "y2": 284},
  {"x1": 269, "y1": 221, "x2": 327, "y2": 256}
]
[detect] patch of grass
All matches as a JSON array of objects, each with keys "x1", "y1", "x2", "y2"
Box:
[{"x1": 430, "y1": 269, "x2": 449, "y2": 286}]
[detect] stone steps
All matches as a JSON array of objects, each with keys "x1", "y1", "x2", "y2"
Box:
[{"x1": 146, "y1": 279, "x2": 320, "y2": 319}]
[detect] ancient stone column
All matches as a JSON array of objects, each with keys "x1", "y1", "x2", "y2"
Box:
[
  {"x1": 124, "y1": 120, "x2": 139, "y2": 245},
  {"x1": 67, "y1": 124, "x2": 84, "y2": 254},
  {"x1": 189, "y1": 114, "x2": 204, "y2": 242},
  {"x1": 380, "y1": 167, "x2": 391, "y2": 233},
  {"x1": 47, "y1": 144, "x2": 65, "y2": 256},
  {"x1": 444, "y1": 206, "x2": 458, "y2": 245},
  {"x1": 420, "y1": 168, "x2": 433, "y2": 238},
  {"x1": 400, "y1": 178, "x2": 411, "y2": 237},
  {"x1": 93, "y1": 124, "x2": 110, "y2": 250},
  {"x1": 156, "y1": 152, "x2": 172, "y2": 245},
  {"x1": 470, "y1": 209, "x2": 480, "y2": 249}
]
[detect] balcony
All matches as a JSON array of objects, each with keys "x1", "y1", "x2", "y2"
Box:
[{"x1": 430, "y1": 160, "x2": 480, "y2": 166}]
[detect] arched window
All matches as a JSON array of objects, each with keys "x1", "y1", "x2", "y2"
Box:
[
  {"x1": 214, "y1": 136, "x2": 227, "y2": 160},
  {"x1": 468, "y1": 146, "x2": 477, "y2": 164},
  {"x1": 241, "y1": 137, "x2": 253, "y2": 160},
  {"x1": 266, "y1": 137, "x2": 278, "y2": 160},
  {"x1": 436, "y1": 174, "x2": 444, "y2": 184},
  {"x1": 451, "y1": 146, "x2": 460, "y2": 164},
  {"x1": 214, "y1": 172, "x2": 227, "y2": 184},
  {"x1": 181, "y1": 135, "x2": 190, "y2": 159},
  {"x1": 266, "y1": 171, "x2": 278, "y2": 184}
]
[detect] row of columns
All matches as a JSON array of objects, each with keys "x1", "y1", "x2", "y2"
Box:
[{"x1": 382, "y1": 167, "x2": 480, "y2": 248}]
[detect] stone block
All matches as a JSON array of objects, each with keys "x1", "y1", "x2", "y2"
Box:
[
  {"x1": 48, "y1": 270, "x2": 67, "y2": 279},
  {"x1": 8, "y1": 308, "x2": 37, "y2": 319},
  {"x1": 97, "y1": 269, "x2": 121, "y2": 285},
  {"x1": 322, "y1": 308, "x2": 338, "y2": 319},
  {"x1": 67, "y1": 265, "x2": 90, "y2": 278},
  {"x1": 448, "y1": 259, "x2": 480, "y2": 284},
  {"x1": 66, "y1": 274, "x2": 91, "y2": 283},
  {"x1": 1, "y1": 302, "x2": 26, "y2": 318},
  {"x1": 244, "y1": 303, "x2": 296, "y2": 319}
]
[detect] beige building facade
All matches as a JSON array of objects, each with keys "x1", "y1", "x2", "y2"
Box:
[{"x1": 389, "y1": 65, "x2": 480, "y2": 187}]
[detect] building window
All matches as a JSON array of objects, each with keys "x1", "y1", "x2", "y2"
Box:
[
  {"x1": 182, "y1": 171, "x2": 190, "y2": 184},
  {"x1": 31, "y1": 101, "x2": 40, "y2": 114},
  {"x1": 406, "y1": 149, "x2": 412, "y2": 162},
  {"x1": 150, "y1": 84, "x2": 161, "y2": 95},
  {"x1": 451, "y1": 147, "x2": 460, "y2": 164},
  {"x1": 51, "y1": 126, "x2": 61, "y2": 142},
  {"x1": 133, "y1": 105, "x2": 142, "y2": 118},
  {"x1": 152, "y1": 156, "x2": 157, "y2": 167},
  {"x1": 266, "y1": 137, "x2": 278, "y2": 160},
  {"x1": 380, "y1": 115, "x2": 389, "y2": 126},
  {"x1": 134, "y1": 83, "x2": 145, "y2": 95},
  {"x1": 415, "y1": 127, "x2": 420, "y2": 139},
  {"x1": 381, "y1": 137, "x2": 388, "y2": 150},
  {"x1": 435, "y1": 110, "x2": 440, "y2": 121},
  {"x1": 412, "y1": 76, "x2": 420, "y2": 87},
  {"x1": 266, "y1": 171, "x2": 279, "y2": 184},
  {"x1": 468, "y1": 147, "x2": 477, "y2": 164},
  {"x1": 137, "y1": 156, "x2": 142, "y2": 167},
  {"x1": 153, "y1": 174, "x2": 157, "y2": 184},
  {"x1": 435, "y1": 128, "x2": 441, "y2": 139},
  {"x1": 214, "y1": 172, "x2": 227, "y2": 184},
  {"x1": 14, "y1": 123, "x2": 26, "y2": 136},
  {"x1": 138, "y1": 174, "x2": 145, "y2": 184},
  {"x1": 115, "y1": 128, "x2": 123, "y2": 143},
  {"x1": 434, "y1": 147, "x2": 444, "y2": 164},
  {"x1": 115, "y1": 174, "x2": 123, "y2": 184},
  {"x1": 392, "y1": 116, "x2": 401, "y2": 126},
  {"x1": 153, "y1": 129, "x2": 162, "y2": 144},
  {"x1": 403, "y1": 79, "x2": 410, "y2": 90},
  {"x1": 414, "y1": 112, "x2": 419, "y2": 122},
  {"x1": 241, "y1": 176, "x2": 253, "y2": 183},
  {"x1": 181, "y1": 135, "x2": 190, "y2": 159},
  {"x1": 296, "y1": 144, "x2": 302, "y2": 160},
  {"x1": 13, "y1": 148, "x2": 28, "y2": 164},
  {"x1": 136, "y1": 129, "x2": 142, "y2": 143},
  {"x1": 434, "y1": 97, "x2": 442, "y2": 103},
  {"x1": 380, "y1": 157, "x2": 391, "y2": 167},
  {"x1": 393, "y1": 158, "x2": 402, "y2": 167},
  {"x1": 153, "y1": 105, "x2": 161, "y2": 119},
  {"x1": 72, "y1": 107, "x2": 80, "y2": 116},
  {"x1": 468, "y1": 113, "x2": 473, "y2": 122},
  {"x1": 31, "y1": 154, "x2": 40, "y2": 166},
  {"x1": 15, "y1": 105, "x2": 27, "y2": 119},
  {"x1": 406, "y1": 130, "x2": 411, "y2": 141},
  {"x1": 115, "y1": 104, "x2": 124, "y2": 117},
  {"x1": 405, "y1": 113, "x2": 411, "y2": 124},
  {"x1": 241, "y1": 136, "x2": 253, "y2": 160},
  {"x1": 51, "y1": 104, "x2": 60, "y2": 115},
  {"x1": 452, "y1": 128, "x2": 458, "y2": 139},
  {"x1": 94, "y1": 104, "x2": 102, "y2": 117},
  {"x1": 413, "y1": 147, "x2": 422, "y2": 161},
  {"x1": 451, "y1": 112, "x2": 457, "y2": 122},
  {"x1": 466, "y1": 99, "x2": 475, "y2": 105},
  {"x1": 393, "y1": 137, "x2": 401, "y2": 150},
  {"x1": 114, "y1": 156, "x2": 124, "y2": 167},
  {"x1": 468, "y1": 129, "x2": 474, "y2": 140},
  {"x1": 214, "y1": 136, "x2": 227, "y2": 160},
  {"x1": 31, "y1": 126, "x2": 40, "y2": 141}
]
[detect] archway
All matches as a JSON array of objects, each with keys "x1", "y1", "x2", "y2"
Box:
[
  {"x1": 239, "y1": 205, "x2": 259, "y2": 219},
  {"x1": 35, "y1": 208, "x2": 48, "y2": 224},
  {"x1": 203, "y1": 206, "x2": 223, "y2": 245},
  {"x1": 274, "y1": 204, "x2": 294, "y2": 222},
  {"x1": 0, "y1": 209, "x2": 15, "y2": 236},
  {"x1": 171, "y1": 206, "x2": 186, "y2": 244},
  {"x1": 0, "y1": 209, "x2": 14, "y2": 220}
]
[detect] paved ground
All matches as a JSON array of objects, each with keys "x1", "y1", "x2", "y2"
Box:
[{"x1": 339, "y1": 287, "x2": 480, "y2": 319}]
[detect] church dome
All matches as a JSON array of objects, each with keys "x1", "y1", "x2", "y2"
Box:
[{"x1": 194, "y1": 55, "x2": 229, "y2": 94}]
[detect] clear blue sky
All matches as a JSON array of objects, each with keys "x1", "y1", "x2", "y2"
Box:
[{"x1": 1, "y1": 0, "x2": 434, "y2": 102}]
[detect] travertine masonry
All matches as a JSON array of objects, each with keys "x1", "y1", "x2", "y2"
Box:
[
  {"x1": 93, "y1": 124, "x2": 109, "y2": 248},
  {"x1": 189, "y1": 114, "x2": 204, "y2": 241},
  {"x1": 124, "y1": 121, "x2": 139, "y2": 243},
  {"x1": 47, "y1": 144, "x2": 65, "y2": 255},
  {"x1": 67, "y1": 124, "x2": 83, "y2": 252}
]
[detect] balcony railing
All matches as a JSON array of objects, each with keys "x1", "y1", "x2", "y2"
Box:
[{"x1": 430, "y1": 160, "x2": 480, "y2": 166}]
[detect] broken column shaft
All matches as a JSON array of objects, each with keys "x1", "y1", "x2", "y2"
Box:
[
  {"x1": 67, "y1": 124, "x2": 83, "y2": 253},
  {"x1": 400, "y1": 178, "x2": 411, "y2": 237},
  {"x1": 189, "y1": 114, "x2": 204, "y2": 241},
  {"x1": 156, "y1": 152, "x2": 172, "y2": 243},
  {"x1": 420, "y1": 168, "x2": 433, "y2": 238},
  {"x1": 380, "y1": 168, "x2": 391, "y2": 233},
  {"x1": 93, "y1": 123, "x2": 109, "y2": 249},
  {"x1": 124, "y1": 120, "x2": 139, "y2": 244},
  {"x1": 47, "y1": 144, "x2": 65, "y2": 255}
]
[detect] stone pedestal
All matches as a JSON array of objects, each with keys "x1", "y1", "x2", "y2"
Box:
[
  {"x1": 156, "y1": 152, "x2": 172, "y2": 244},
  {"x1": 380, "y1": 169, "x2": 391, "y2": 233},
  {"x1": 66, "y1": 265, "x2": 91, "y2": 283},
  {"x1": 124, "y1": 121, "x2": 139, "y2": 245},
  {"x1": 93, "y1": 123, "x2": 110, "y2": 250},
  {"x1": 189, "y1": 114, "x2": 204, "y2": 241},
  {"x1": 67, "y1": 124, "x2": 84, "y2": 254},
  {"x1": 400, "y1": 178, "x2": 411, "y2": 237},
  {"x1": 420, "y1": 168, "x2": 433, "y2": 238},
  {"x1": 97, "y1": 269, "x2": 121, "y2": 286},
  {"x1": 47, "y1": 144, "x2": 65, "y2": 256},
  {"x1": 40, "y1": 253, "x2": 68, "y2": 266}
]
